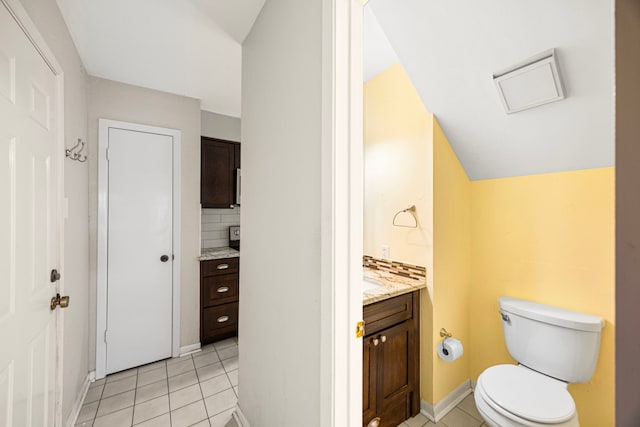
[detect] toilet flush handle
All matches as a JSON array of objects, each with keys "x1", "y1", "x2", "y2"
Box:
[{"x1": 500, "y1": 311, "x2": 510, "y2": 323}]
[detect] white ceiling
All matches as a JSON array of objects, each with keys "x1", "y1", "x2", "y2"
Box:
[
  {"x1": 56, "y1": 0, "x2": 266, "y2": 117},
  {"x1": 368, "y1": 0, "x2": 615, "y2": 180},
  {"x1": 363, "y1": 6, "x2": 398, "y2": 82}
]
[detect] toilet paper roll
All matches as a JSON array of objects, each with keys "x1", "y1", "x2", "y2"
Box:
[{"x1": 438, "y1": 337, "x2": 464, "y2": 362}]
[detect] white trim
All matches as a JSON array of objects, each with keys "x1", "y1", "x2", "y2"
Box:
[
  {"x1": 319, "y1": 0, "x2": 363, "y2": 425},
  {"x1": 420, "y1": 380, "x2": 473, "y2": 423},
  {"x1": 63, "y1": 373, "x2": 91, "y2": 427},
  {"x1": 232, "y1": 404, "x2": 251, "y2": 427},
  {"x1": 0, "y1": 1, "x2": 66, "y2": 425},
  {"x1": 96, "y1": 119, "x2": 182, "y2": 379},
  {"x1": 179, "y1": 343, "x2": 201, "y2": 357},
  {"x1": 0, "y1": 0, "x2": 63, "y2": 74}
]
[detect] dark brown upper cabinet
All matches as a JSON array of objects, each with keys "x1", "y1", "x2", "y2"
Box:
[{"x1": 201, "y1": 137, "x2": 240, "y2": 209}]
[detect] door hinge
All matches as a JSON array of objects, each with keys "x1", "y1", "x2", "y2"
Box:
[
  {"x1": 356, "y1": 321, "x2": 365, "y2": 338},
  {"x1": 106, "y1": 147, "x2": 110, "y2": 161},
  {"x1": 104, "y1": 330, "x2": 108, "y2": 343}
]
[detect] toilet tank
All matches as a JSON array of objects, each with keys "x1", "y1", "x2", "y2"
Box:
[{"x1": 498, "y1": 296, "x2": 604, "y2": 383}]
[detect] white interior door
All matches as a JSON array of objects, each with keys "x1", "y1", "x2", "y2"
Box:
[
  {"x1": 105, "y1": 127, "x2": 174, "y2": 375},
  {"x1": 0, "y1": 3, "x2": 60, "y2": 426}
]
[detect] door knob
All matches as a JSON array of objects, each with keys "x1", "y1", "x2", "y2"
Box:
[
  {"x1": 50, "y1": 269, "x2": 61, "y2": 283},
  {"x1": 372, "y1": 338, "x2": 379, "y2": 346},
  {"x1": 50, "y1": 294, "x2": 70, "y2": 310},
  {"x1": 380, "y1": 335, "x2": 386, "y2": 343},
  {"x1": 160, "y1": 255, "x2": 169, "y2": 262}
]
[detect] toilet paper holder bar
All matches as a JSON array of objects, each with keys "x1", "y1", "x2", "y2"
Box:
[{"x1": 439, "y1": 328, "x2": 452, "y2": 338}]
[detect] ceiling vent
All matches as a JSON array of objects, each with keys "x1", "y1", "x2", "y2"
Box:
[{"x1": 493, "y1": 49, "x2": 565, "y2": 114}]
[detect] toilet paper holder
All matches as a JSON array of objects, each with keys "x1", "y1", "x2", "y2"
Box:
[{"x1": 440, "y1": 328, "x2": 452, "y2": 339}]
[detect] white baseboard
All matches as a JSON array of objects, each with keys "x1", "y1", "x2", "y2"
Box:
[
  {"x1": 179, "y1": 343, "x2": 201, "y2": 356},
  {"x1": 233, "y1": 404, "x2": 250, "y2": 427},
  {"x1": 420, "y1": 379, "x2": 473, "y2": 423},
  {"x1": 64, "y1": 372, "x2": 92, "y2": 427}
]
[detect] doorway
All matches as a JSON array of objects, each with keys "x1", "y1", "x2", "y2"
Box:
[{"x1": 96, "y1": 119, "x2": 182, "y2": 379}]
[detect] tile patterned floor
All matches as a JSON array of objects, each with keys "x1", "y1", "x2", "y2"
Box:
[
  {"x1": 398, "y1": 393, "x2": 486, "y2": 427},
  {"x1": 76, "y1": 338, "x2": 240, "y2": 427},
  {"x1": 77, "y1": 336, "x2": 484, "y2": 427}
]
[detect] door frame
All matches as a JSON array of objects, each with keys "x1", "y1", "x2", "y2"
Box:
[
  {"x1": 319, "y1": 0, "x2": 363, "y2": 426},
  {"x1": 0, "y1": 0, "x2": 66, "y2": 424},
  {"x1": 96, "y1": 119, "x2": 181, "y2": 379}
]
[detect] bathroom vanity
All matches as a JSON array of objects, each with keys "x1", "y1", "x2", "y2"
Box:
[
  {"x1": 362, "y1": 258, "x2": 426, "y2": 427},
  {"x1": 363, "y1": 291, "x2": 420, "y2": 427}
]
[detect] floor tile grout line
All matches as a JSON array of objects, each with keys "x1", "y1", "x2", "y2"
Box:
[
  {"x1": 165, "y1": 357, "x2": 172, "y2": 427},
  {"x1": 193, "y1": 352, "x2": 211, "y2": 424},
  {"x1": 130, "y1": 368, "x2": 138, "y2": 426}
]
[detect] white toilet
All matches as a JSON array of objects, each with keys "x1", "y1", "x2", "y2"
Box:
[{"x1": 474, "y1": 296, "x2": 604, "y2": 427}]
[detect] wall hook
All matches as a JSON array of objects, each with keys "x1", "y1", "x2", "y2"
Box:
[{"x1": 65, "y1": 138, "x2": 87, "y2": 162}]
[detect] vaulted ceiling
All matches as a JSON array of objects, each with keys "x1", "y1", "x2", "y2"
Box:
[
  {"x1": 57, "y1": 0, "x2": 615, "y2": 179},
  {"x1": 56, "y1": 0, "x2": 266, "y2": 117},
  {"x1": 367, "y1": 0, "x2": 615, "y2": 180}
]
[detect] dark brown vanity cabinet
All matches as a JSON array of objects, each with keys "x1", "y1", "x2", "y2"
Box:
[
  {"x1": 200, "y1": 257, "x2": 239, "y2": 344},
  {"x1": 363, "y1": 291, "x2": 420, "y2": 427},
  {"x1": 201, "y1": 137, "x2": 240, "y2": 209}
]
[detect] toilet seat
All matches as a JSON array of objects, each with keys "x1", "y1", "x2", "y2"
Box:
[{"x1": 476, "y1": 365, "x2": 577, "y2": 426}]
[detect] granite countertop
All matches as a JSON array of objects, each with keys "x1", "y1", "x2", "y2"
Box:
[
  {"x1": 362, "y1": 267, "x2": 427, "y2": 305},
  {"x1": 199, "y1": 247, "x2": 240, "y2": 261}
]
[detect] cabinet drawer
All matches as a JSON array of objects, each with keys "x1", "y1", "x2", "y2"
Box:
[
  {"x1": 363, "y1": 292, "x2": 413, "y2": 337},
  {"x1": 202, "y1": 274, "x2": 239, "y2": 307},
  {"x1": 202, "y1": 258, "x2": 239, "y2": 276},
  {"x1": 202, "y1": 303, "x2": 238, "y2": 333}
]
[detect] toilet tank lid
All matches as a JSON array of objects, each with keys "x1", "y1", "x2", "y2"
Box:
[{"x1": 499, "y1": 297, "x2": 604, "y2": 332}]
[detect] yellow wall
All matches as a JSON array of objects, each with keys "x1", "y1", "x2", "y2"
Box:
[
  {"x1": 363, "y1": 64, "x2": 613, "y2": 424},
  {"x1": 363, "y1": 63, "x2": 433, "y2": 271},
  {"x1": 432, "y1": 119, "x2": 472, "y2": 402},
  {"x1": 364, "y1": 63, "x2": 437, "y2": 402},
  {"x1": 470, "y1": 168, "x2": 615, "y2": 427}
]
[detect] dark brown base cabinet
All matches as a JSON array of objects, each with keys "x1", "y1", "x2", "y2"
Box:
[
  {"x1": 363, "y1": 291, "x2": 420, "y2": 427},
  {"x1": 200, "y1": 257, "x2": 239, "y2": 344}
]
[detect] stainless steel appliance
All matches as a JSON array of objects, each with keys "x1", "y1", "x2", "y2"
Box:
[{"x1": 229, "y1": 225, "x2": 240, "y2": 250}]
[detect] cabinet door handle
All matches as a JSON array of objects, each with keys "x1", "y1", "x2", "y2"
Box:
[
  {"x1": 217, "y1": 287, "x2": 230, "y2": 293},
  {"x1": 380, "y1": 335, "x2": 386, "y2": 343},
  {"x1": 372, "y1": 338, "x2": 379, "y2": 346},
  {"x1": 216, "y1": 264, "x2": 229, "y2": 270},
  {"x1": 217, "y1": 316, "x2": 230, "y2": 323}
]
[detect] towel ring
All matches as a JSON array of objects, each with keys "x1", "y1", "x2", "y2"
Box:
[{"x1": 392, "y1": 205, "x2": 418, "y2": 228}]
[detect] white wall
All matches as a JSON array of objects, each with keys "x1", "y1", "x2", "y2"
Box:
[
  {"x1": 201, "y1": 110, "x2": 241, "y2": 142},
  {"x1": 87, "y1": 77, "x2": 201, "y2": 367},
  {"x1": 240, "y1": 0, "x2": 325, "y2": 424},
  {"x1": 18, "y1": 0, "x2": 90, "y2": 423}
]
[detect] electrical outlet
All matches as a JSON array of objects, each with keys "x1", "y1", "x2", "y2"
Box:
[{"x1": 381, "y1": 245, "x2": 390, "y2": 260}]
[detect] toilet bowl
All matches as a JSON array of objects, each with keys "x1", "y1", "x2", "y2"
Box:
[
  {"x1": 474, "y1": 297, "x2": 603, "y2": 427},
  {"x1": 474, "y1": 365, "x2": 578, "y2": 427}
]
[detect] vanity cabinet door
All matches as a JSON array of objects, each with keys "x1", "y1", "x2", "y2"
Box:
[
  {"x1": 376, "y1": 321, "x2": 414, "y2": 426},
  {"x1": 363, "y1": 336, "x2": 378, "y2": 427}
]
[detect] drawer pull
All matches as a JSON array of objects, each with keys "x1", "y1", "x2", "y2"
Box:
[
  {"x1": 217, "y1": 316, "x2": 230, "y2": 323},
  {"x1": 217, "y1": 287, "x2": 230, "y2": 293},
  {"x1": 216, "y1": 264, "x2": 230, "y2": 270}
]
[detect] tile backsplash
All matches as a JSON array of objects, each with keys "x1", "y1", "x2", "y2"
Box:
[
  {"x1": 201, "y1": 207, "x2": 240, "y2": 248},
  {"x1": 363, "y1": 255, "x2": 426, "y2": 281}
]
